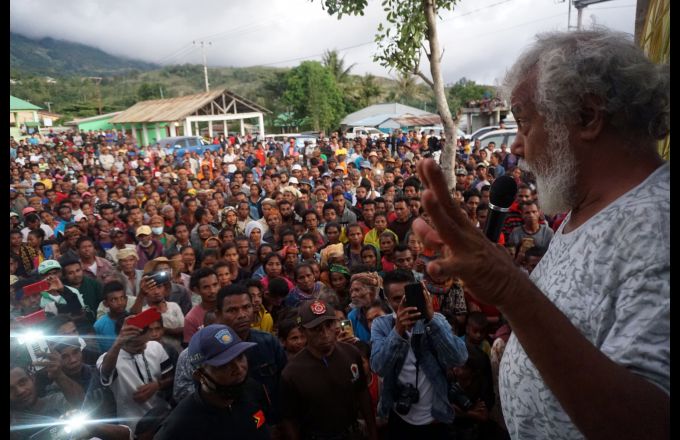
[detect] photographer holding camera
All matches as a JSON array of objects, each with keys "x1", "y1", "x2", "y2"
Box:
[{"x1": 370, "y1": 270, "x2": 468, "y2": 439}]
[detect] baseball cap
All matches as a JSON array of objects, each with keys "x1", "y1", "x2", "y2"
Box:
[
  {"x1": 291, "y1": 164, "x2": 302, "y2": 171},
  {"x1": 455, "y1": 168, "x2": 468, "y2": 176},
  {"x1": 288, "y1": 177, "x2": 299, "y2": 185},
  {"x1": 476, "y1": 163, "x2": 487, "y2": 169},
  {"x1": 10, "y1": 212, "x2": 19, "y2": 218},
  {"x1": 336, "y1": 148, "x2": 347, "y2": 156},
  {"x1": 74, "y1": 213, "x2": 88, "y2": 222},
  {"x1": 360, "y1": 161, "x2": 372, "y2": 170},
  {"x1": 297, "y1": 300, "x2": 338, "y2": 329},
  {"x1": 299, "y1": 179, "x2": 312, "y2": 187},
  {"x1": 136, "y1": 225, "x2": 152, "y2": 237},
  {"x1": 22, "y1": 207, "x2": 37, "y2": 216},
  {"x1": 188, "y1": 324, "x2": 257, "y2": 367},
  {"x1": 38, "y1": 259, "x2": 62, "y2": 275}
]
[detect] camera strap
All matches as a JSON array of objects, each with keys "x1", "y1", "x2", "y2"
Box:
[
  {"x1": 132, "y1": 352, "x2": 153, "y2": 384},
  {"x1": 411, "y1": 333, "x2": 423, "y2": 393}
]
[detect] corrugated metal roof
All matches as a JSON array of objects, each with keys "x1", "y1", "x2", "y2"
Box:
[
  {"x1": 65, "y1": 111, "x2": 122, "y2": 126},
  {"x1": 110, "y1": 89, "x2": 270, "y2": 124},
  {"x1": 10, "y1": 95, "x2": 41, "y2": 111},
  {"x1": 341, "y1": 103, "x2": 430, "y2": 125},
  {"x1": 390, "y1": 114, "x2": 442, "y2": 126}
]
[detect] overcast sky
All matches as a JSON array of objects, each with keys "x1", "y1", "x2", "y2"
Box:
[{"x1": 10, "y1": 0, "x2": 638, "y2": 85}]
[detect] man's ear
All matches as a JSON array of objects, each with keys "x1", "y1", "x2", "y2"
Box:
[{"x1": 579, "y1": 95, "x2": 606, "y2": 141}]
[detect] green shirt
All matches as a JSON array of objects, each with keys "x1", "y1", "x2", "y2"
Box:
[{"x1": 68, "y1": 276, "x2": 103, "y2": 320}]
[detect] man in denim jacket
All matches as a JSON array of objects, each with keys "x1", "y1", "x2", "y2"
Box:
[{"x1": 370, "y1": 269, "x2": 468, "y2": 439}]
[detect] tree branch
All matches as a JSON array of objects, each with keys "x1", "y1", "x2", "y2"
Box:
[
  {"x1": 421, "y1": 42, "x2": 431, "y2": 58},
  {"x1": 416, "y1": 70, "x2": 434, "y2": 88}
]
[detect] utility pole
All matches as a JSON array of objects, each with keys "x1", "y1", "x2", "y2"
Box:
[
  {"x1": 44, "y1": 102, "x2": 52, "y2": 113},
  {"x1": 572, "y1": 0, "x2": 614, "y2": 31},
  {"x1": 193, "y1": 40, "x2": 212, "y2": 92}
]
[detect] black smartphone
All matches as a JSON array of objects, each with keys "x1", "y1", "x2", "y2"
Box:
[
  {"x1": 148, "y1": 270, "x2": 171, "y2": 285},
  {"x1": 404, "y1": 282, "x2": 427, "y2": 317}
]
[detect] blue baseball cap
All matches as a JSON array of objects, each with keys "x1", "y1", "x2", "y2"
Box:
[{"x1": 188, "y1": 325, "x2": 256, "y2": 367}]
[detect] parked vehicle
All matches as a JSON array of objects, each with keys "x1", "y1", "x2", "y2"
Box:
[
  {"x1": 159, "y1": 136, "x2": 220, "y2": 157},
  {"x1": 344, "y1": 126, "x2": 383, "y2": 140},
  {"x1": 270, "y1": 133, "x2": 317, "y2": 156},
  {"x1": 469, "y1": 124, "x2": 517, "y2": 141},
  {"x1": 418, "y1": 125, "x2": 470, "y2": 140},
  {"x1": 476, "y1": 128, "x2": 517, "y2": 151}
]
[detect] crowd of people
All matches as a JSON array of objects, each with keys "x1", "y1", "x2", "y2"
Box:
[
  {"x1": 10, "y1": 117, "x2": 545, "y2": 439},
  {"x1": 9, "y1": 29, "x2": 669, "y2": 440}
]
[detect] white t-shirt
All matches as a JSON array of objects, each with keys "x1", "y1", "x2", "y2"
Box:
[
  {"x1": 499, "y1": 162, "x2": 670, "y2": 439},
  {"x1": 143, "y1": 302, "x2": 184, "y2": 330},
  {"x1": 97, "y1": 341, "x2": 172, "y2": 432},
  {"x1": 21, "y1": 224, "x2": 55, "y2": 242},
  {"x1": 396, "y1": 330, "x2": 435, "y2": 425}
]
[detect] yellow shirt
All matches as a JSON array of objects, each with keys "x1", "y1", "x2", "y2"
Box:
[
  {"x1": 363, "y1": 228, "x2": 398, "y2": 250},
  {"x1": 251, "y1": 305, "x2": 274, "y2": 334}
]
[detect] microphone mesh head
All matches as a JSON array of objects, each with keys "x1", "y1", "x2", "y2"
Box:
[{"x1": 489, "y1": 175, "x2": 518, "y2": 208}]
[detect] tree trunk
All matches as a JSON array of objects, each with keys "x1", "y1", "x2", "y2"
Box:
[{"x1": 423, "y1": 0, "x2": 458, "y2": 189}]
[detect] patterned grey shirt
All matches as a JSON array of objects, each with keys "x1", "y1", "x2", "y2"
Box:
[{"x1": 499, "y1": 162, "x2": 670, "y2": 439}]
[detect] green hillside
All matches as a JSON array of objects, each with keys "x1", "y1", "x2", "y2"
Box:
[{"x1": 10, "y1": 32, "x2": 158, "y2": 78}]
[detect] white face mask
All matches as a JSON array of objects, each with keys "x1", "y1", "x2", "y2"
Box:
[{"x1": 151, "y1": 227, "x2": 164, "y2": 235}]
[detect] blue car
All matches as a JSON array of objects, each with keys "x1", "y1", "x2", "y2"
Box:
[{"x1": 159, "y1": 136, "x2": 222, "y2": 157}]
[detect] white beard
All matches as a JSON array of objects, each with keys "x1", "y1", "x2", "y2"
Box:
[{"x1": 518, "y1": 133, "x2": 577, "y2": 215}]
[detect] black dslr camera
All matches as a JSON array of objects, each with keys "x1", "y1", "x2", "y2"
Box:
[
  {"x1": 448, "y1": 381, "x2": 474, "y2": 411},
  {"x1": 395, "y1": 382, "x2": 420, "y2": 415}
]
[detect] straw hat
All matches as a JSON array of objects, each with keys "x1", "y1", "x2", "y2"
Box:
[{"x1": 143, "y1": 256, "x2": 184, "y2": 275}]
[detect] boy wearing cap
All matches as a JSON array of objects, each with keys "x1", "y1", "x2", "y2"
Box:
[
  {"x1": 155, "y1": 324, "x2": 270, "y2": 439},
  {"x1": 37, "y1": 259, "x2": 87, "y2": 319},
  {"x1": 280, "y1": 300, "x2": 378, "y2": 440}
]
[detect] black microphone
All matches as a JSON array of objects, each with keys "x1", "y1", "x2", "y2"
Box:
[{"x1": 484, "y1": 175, "x2": 518, "y2": 242}]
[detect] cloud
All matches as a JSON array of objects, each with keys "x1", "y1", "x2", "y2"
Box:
[{"x1": 10, "y1": 0, "x2": 637, "y2": 85}]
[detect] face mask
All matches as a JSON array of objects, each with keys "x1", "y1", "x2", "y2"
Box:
[
  {"x1": 199, "y1": 370, "x2": 247, "y2": 401},
  {"x1": 140, "y1": 240, "x2": 153, "y2": 248},
  {"x1": 151, "y1": 227, "x2": 164, "y2": 235}
]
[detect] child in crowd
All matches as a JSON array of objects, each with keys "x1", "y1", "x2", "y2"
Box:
[
  {"x1": 463, "y1": 312, "x2": 491, "y2": 356},
  {"x1": 93, "y1": 281, "x2": 129, "y2": 353},
  {"x1": 277, "y1": 317, "x2": 307, "y2": 359},
  {"x1": 378, "y1": 232, "x2": 397, "y2": 272}
]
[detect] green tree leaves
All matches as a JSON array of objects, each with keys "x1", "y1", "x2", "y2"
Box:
[
  {"x1": 447, "y1": 77, "x2": 495, "y2": 113},
  {"x1": 283, "y1": 61, "x2": 345, "y2": 132}
]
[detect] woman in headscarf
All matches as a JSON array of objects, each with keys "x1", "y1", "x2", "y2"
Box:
[
  {"x1": 222, "y1": 206, "x2": 240, "y2": 236},
  {"x1": 245, "y1": 220, "x2": 264, "y2": 251},
  {"x1": 348, "y1": 272, "x2": 384, "y2": 342},
  {"x1": 328, "y1": 264, "x2": 351, "y2": 309}
]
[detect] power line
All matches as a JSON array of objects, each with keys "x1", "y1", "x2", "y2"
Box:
[
  {"x1": 444, "y1": 0, "x2": 515, "y2": 21},
  {"x1": 252, "y1": 40, "x2": 374, "y2": 68}
]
